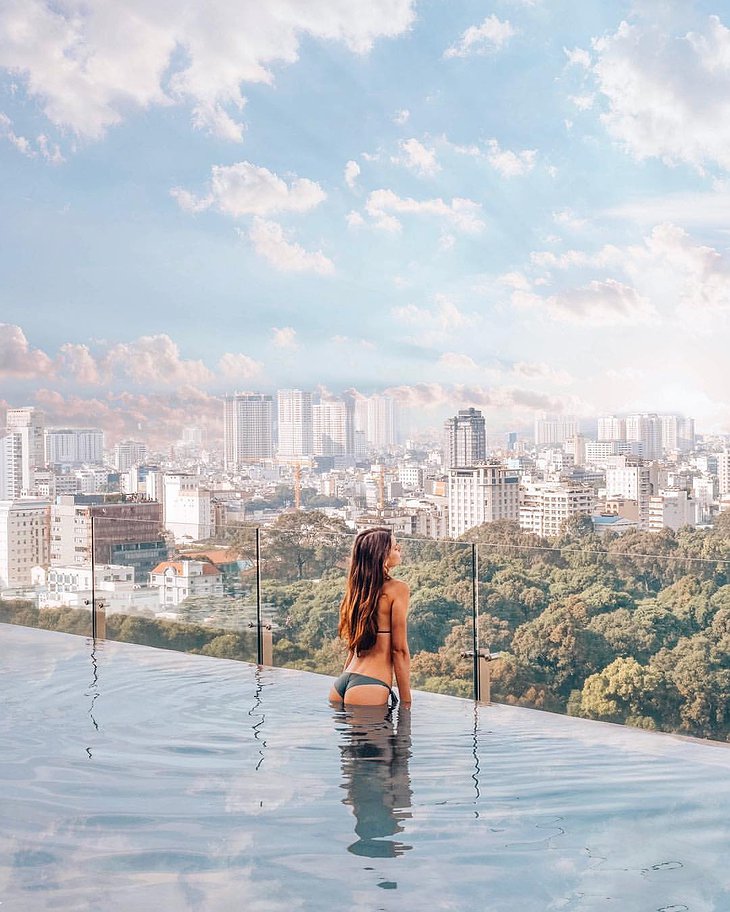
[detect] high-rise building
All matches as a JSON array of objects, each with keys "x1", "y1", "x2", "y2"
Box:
[
  {"x1": 660, "y1": 415, "x2": 695, "y2": 453},
  {"x1": 0, "y1": 432, "x2": 23, "y2": 500},
  {"x1": 50, "y1": 496, "x2": 166, "y2": 578},
  {"x1": 45, "y1": 428, "x2": 104, "y2": 465},
  {"x1": 223, "y1": 394, "x2": 274, "y2": 469},
  {"x1": 0, "y1": 499, "x2": 50, "y2": 589},
  {"x1": 162, "y1": 473, "x2": 212, "y2": 543},
  {"x1": 597, "y1": 416, "x2": 626, "y2": 441},
  {"x1": 519, "y1": 482, "x2": 596, "y2": 538},
  {"x1": 5, "y1": 407, "x2": 45, "y2": 493},
  {"x1": 113, "y1": 441, "x2": 148, "y2": 472},
  {"x1": 443, "y1": 408, "x2": 486, "y2": 468},
  {"x1": 534, "y1": 414, "x2": 580, "y2": 446},
  {"x1": 447, "y1": 462, "x2": 520, "y2": 537},
  {"x1": 718, "y1": 451, "x2": 730, "y2": 496},
  {"x1": 366, "y1": 396, "x2": 398, "y2": 450},
  {"x1": 605, "y1": 456, "x2": 656, "y2": 526},
  {"x1": 625, "y1": 414, "x2": 662, "y2": 460},
  {"x1": 277, "y1": 389, "x2": 313, "y2": 458},
  {"x1": 313, "y1": 399, "x2": 354, "y2": 456}
]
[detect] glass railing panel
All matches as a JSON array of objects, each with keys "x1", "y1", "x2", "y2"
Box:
[
  {"x1": 468, "y1": 523, "x2": 730, "y2": 741},
  {"x1": 91, "y1": 516, "x2": 258, "y2": 662},
  {"x1": 0, "y1": 499, "x2": 93, "y2": 638},
  {"x1": 260, "y1": 523, "x2": 476, "y2": 699}
]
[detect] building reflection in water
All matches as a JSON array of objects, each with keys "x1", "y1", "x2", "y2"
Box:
[{"x1": 337, "y1": 705, "x2": 413, "y2": 858}]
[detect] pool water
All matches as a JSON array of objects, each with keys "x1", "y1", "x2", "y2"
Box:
[{"x1": 1, "y1": 623, "x2": 729, "y2": 911}]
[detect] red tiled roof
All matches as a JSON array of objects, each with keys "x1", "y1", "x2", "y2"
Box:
[{"x1": 150, "y1": 560, "x2": 221, "y2": 576}]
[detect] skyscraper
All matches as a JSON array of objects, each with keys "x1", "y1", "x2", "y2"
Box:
[
  {"x1": 313, "y1": 399, "x2": 354, "y2": 456},
  {"x1": 5, "y1": 407, "x2": 45, "y2": 493},
  {"x1": 223, "y1": 394, "x2": 274, "y2": 468},
  {"x1": 534, "y1": 414, "x2": 580, "y2": 446},
  {"x1": 366, "y1": 395, "x2": 398, "y2": 450},
  {"x1": 443, "y1": 408, "x2": 486, "y2": 468},
  {"x1": 277, "y1": 389, "x2": 313, "y2": 457}
]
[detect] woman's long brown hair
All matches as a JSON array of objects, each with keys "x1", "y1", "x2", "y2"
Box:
[{"x1": 339, "y1": 527, "x2": 393, "y2": 655}]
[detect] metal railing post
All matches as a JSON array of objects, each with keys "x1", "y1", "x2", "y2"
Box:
[
  {"x1": 471, "y1": 542, "x2": 479, "y2": 702},
  {"x1": 90, "y1": 515, "x2": 97, "y2": 640},
  {"x1": 255, "y1": 527, "x2": 263, "y2": 665}
]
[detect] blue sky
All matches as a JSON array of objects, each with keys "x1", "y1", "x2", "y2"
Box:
[{"x1": 1, "y1": 0, "x2": 730, "y2": 444}]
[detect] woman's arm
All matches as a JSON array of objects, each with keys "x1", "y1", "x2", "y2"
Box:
[
  {"x1": 390, "y1": 580, "x2": 412, "y2": 704},
  {"x1": 342, "y1": 647, "x2": 354, "y2": 671}
]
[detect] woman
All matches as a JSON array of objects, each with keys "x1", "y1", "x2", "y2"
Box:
[{"x1": 329, "y1": 527, "x2": 411, "y2": 707}]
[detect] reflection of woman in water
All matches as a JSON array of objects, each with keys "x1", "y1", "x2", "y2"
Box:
[
  {"x1": 338, "y1": 705, "x2": 413, "y2": 858},
  {"x1": 329, "y1": 528, "x2": 411, "y2": 708}
]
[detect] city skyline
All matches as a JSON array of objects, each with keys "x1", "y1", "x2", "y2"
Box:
[{"x1": 2, "y1": 1, "x2": 730, "y2": 443}]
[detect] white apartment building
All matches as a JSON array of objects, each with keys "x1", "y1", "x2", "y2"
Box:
[
  {"x1": 277, "y1": 389, "x2": 313, "y2": 457},
  {"x1": 0, "y1": 499, "x2": 50, "y2": 589},
  {"x1": 519, "y1": 482, "x2": 596, "y2": 538},
  {"x1": 398, "y1": 463, "x2": 424, "y2": 490},
  {"x1": 660, "y1": 415, "x2": 695, "y2": 453},
  {"x1": 223, "y1": 394, "x2": 274, "y2": 468},
  {"x1": 692, "y1": 477, "x2": 717, "y2": 525},
  {"x1": 443, "y1": 408, "x2": 487, "y2": 468},
  {"x1": 6, "y1": 408, "x2": 45, "y2": 493},
  {"x1": 0, "y1": 432, "x2": 23, "y2": 500},
  {"x1": 604, "y1": 457, "x2": 655, "y2": 526},
  {"x1": 718, "y1": 450, "x2": 730, "y2": 496},
  {"x1": 369, "y1": 396, "x2": 399, "y2": 450},
  {"x1": 648, "y1": 490, "x2": 696, "y2": 532},
  {"x1": 585, "y1": 440, "x2": 643, "y2": 466},
  {"x1": 625, "y1": 414, "x2": 663, "y2": 461},
  {"x1": 163, "y1": 474, "x2": 212, "y2": 543},
  {"x1": 447, "y1": 463, "x2": 520, "y2": 537},
  {"x1": 313, "y1": 399, "x2": 352, "y2": 456},
  {"x1": 45, "y1": 428, "x2": 104, "y2": 465},
  {"x1": 534, "y1": 414, "x2": 580, "y2": 446},
  {"x1": 597, "y1": 416, "x2": 626, "y2": 441},
  {"x1": 113, "y1": 441, "x2": 148, "y2": 472},
  {"x1": 149, "y1": 559, "x2": 223, "y2": 608},
  {"x1": 35, "y1": 564, "x2": 157, "y2": 614}
]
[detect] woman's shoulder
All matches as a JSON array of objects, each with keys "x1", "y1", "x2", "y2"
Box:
[{"x1": 383, "y1": 577, "x2": 409, "y2": 598}]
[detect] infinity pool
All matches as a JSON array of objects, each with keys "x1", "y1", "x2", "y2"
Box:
[{"x1": 2, "y1": 623, "x2": 729, "y2": 911}]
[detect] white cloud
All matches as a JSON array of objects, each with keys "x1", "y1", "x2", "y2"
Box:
[
  {"x1": 0, "y1": 112, "x2": 64, "y2": 161},
  {"x1": 393, "y1": 138, "x2": 440, "y2": 177},
  {"x1": 592, "y1": 15, "x2": 730, "y2": 171},
  {"x1": 393, "y1": 108, "x2": 410, "y2": 125},
  {"x1": 346, "y1": 210, "x2": 364, "y2": 228},
  {"x1": 564, "y1": 46, "x2": 592, "y2": 68},
  {"x1": 552, "y1": 208, "x2": 589, "y2": 231},
  {"x1": 218, "y1": 352, "x2": 263, "y2": 381},
  {"x1": 486, "y1": 138, "x2": 536, "y2": 177},
  {"x1": 271, "y1": 326, "x2": 298, "y2": 349},
  {"x1": 511, "y1": 361, "x2": 572, "y2": 385},
  {"x1": 444, "y1": 15, "x2": 516, "y2": 59},
  {"x1": 247, "y1": 218, "x2": 335, "y2": 275},
  {"x1": 57, "y1": 343, "x2": 101, "y2": 384},
  {"x1": 569, "y1": 93, "x2": 595, "y2": 111},
  {"x1": 0, "y1": 0, "x2": 417, "y2": 141},
  {"x1": 0, "y1": 323, "x2": 54, "y2": 377},
  {"x1": 546, "y1": 279, "x2": 655, "y2": 325},
  {"x1": 106, "y1": 334, "x2": 213, "y2": 386},
  {"x1": 172, "y1": 161, "x2": 325, "y2": 218},
  {"x1": 383, "y1": 382, "x2": 568, "y2": 414},
  {"x1": 365, "y1": 188, "x2": 484, "y2": 234},
  {"x1": 438, "y1": 352, "x2": 478, "y2": 371},
  {"x1": 344, "y1": 160, "x2": 360, "y2": 189},
  {"x1": 606, "y1": 189, "x2": 730, "y2": 227},
  {"x1": 392, "y1": 295, "x2": 478, "y2": 345}
]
